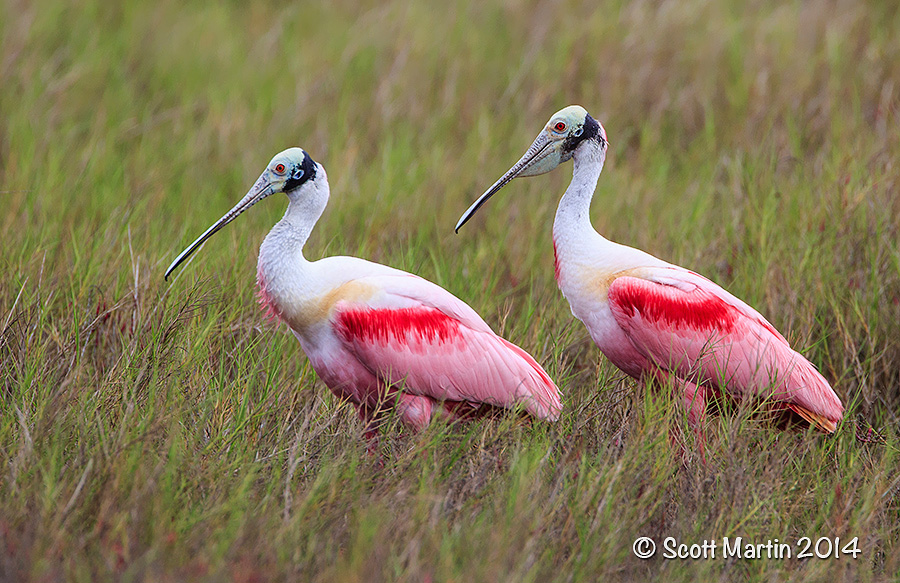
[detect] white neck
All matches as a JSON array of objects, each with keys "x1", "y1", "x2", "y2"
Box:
[
  {"x1": 258, "y1": 166, "x2": 329, "y2": 276},
  {"x1": 552, "y1": 140, "x2": 607, "y2": 254},
  {"x1": 551, "y1": 140, "x2": 663, "y2": 274},
  {"x1": 279, "y1": 183, "x2": 328, "y2": 250}
]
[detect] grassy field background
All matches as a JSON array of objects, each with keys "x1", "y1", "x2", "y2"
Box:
[{"x1": 2, "y1": 0, "x2": 899, "y2": 580}]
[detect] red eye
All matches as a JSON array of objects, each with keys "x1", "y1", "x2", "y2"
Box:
[
  {"x1": 274, "y1": 163, "x2": 286, "y2": 174},
  {"x1": 554, "y1": 121, "x2": 567, "y2": 132}
]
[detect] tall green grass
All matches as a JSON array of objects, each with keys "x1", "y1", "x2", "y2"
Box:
[{"x1": 1, "y1": 0, "x2": 898, "y2": 580}]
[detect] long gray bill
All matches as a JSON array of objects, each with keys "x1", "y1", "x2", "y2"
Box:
[
  {"x1": 454, "y1": 133, "x2": 554, "y2": 232},
  {"x1": 164, "y1": 174, "x2": 275, "y2": 280}
]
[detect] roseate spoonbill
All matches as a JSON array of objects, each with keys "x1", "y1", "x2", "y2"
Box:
[
  {"x1": 165, "y1": 148, "x2": 561, "y2": 440},
  {"x1": 456, "y1": 106, "x2": 843, "y2": 433}
]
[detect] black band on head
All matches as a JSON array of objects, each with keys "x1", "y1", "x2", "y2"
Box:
[
  {"x1": 582, "y1": 114, "x2": 600, "y2": 143},
  {"x1": 564, "y1": 113, "x2": 602, "y2": 153},
  {"x1": 301, "y1": 151, "x2": 317, "y2": 180},
  {"x1": 284, "y1": 151, "x2": 318, "y2": 191}
]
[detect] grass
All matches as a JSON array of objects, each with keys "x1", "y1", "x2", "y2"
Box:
[{"x1": 1, "y1": 0, "x2": 899, "y2": 580}]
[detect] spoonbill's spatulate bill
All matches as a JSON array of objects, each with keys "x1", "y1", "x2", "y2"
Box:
[
  {"x1": 166, "y1": 148, "x2": 561, "y2": 437},
  {"x1": 456, "y1": 106, "x2": 843, "y2": 432}
]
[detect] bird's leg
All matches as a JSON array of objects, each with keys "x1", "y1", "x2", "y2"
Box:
[
  {"x1": 395, "y1": 393, "x2": 435, "y2": 432},
  {"x1": 356, "y1": 404, "x2": 383, "y2": 458},
  {"x1": 681, "y1": 380, "x2": 708, "y2": 464},
  {"x1": 682, "y1": 380, "x2": 707, "y2": 429},
  {"x1": 649, "y1": 369, "x2": 708, "y2": 464}
]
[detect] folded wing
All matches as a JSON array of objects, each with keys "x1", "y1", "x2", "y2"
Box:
[
  {"x1": 607, "y1": 268, "x2": 842, "y2": 431},
  {"x1": 330, "y1": 273, "x2": 562, "y2": 421}
]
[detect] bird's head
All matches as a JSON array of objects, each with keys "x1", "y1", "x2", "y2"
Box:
[
  {"x1": 259, "y1": 147, "x2": 320, "y2": 196},
  {"x1": 455, "y1": 105, "x2": 607, "y2": 232},
  {"x1": 164, "y1": 147, "x2": 321, "y2": 280}
]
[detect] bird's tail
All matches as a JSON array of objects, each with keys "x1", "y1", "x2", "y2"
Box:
[
  {"x1": 784, "y1": 353, "x2": 843, "y2": 433},
  {"x1": 787, "y1": 403, "x2": 838, "y2": 433},
  {"x1": 498, "y1": 338, "x2": 563, "y2": 421}
]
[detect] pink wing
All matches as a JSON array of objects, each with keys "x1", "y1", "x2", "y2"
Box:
[
  {"x1": 607, "y1": 268, "x2": 842, "y2": 429},
  {"x1": 330, "y1": 273, "x2": 561, "y2": 421}
]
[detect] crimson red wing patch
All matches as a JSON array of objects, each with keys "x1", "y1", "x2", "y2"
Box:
[
  {"x1": 609, "y1": 278, "x2": 737, "y2": 333},
  {"x1": 336, "y1": 307, "x2": 464, "y2": 345}
]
